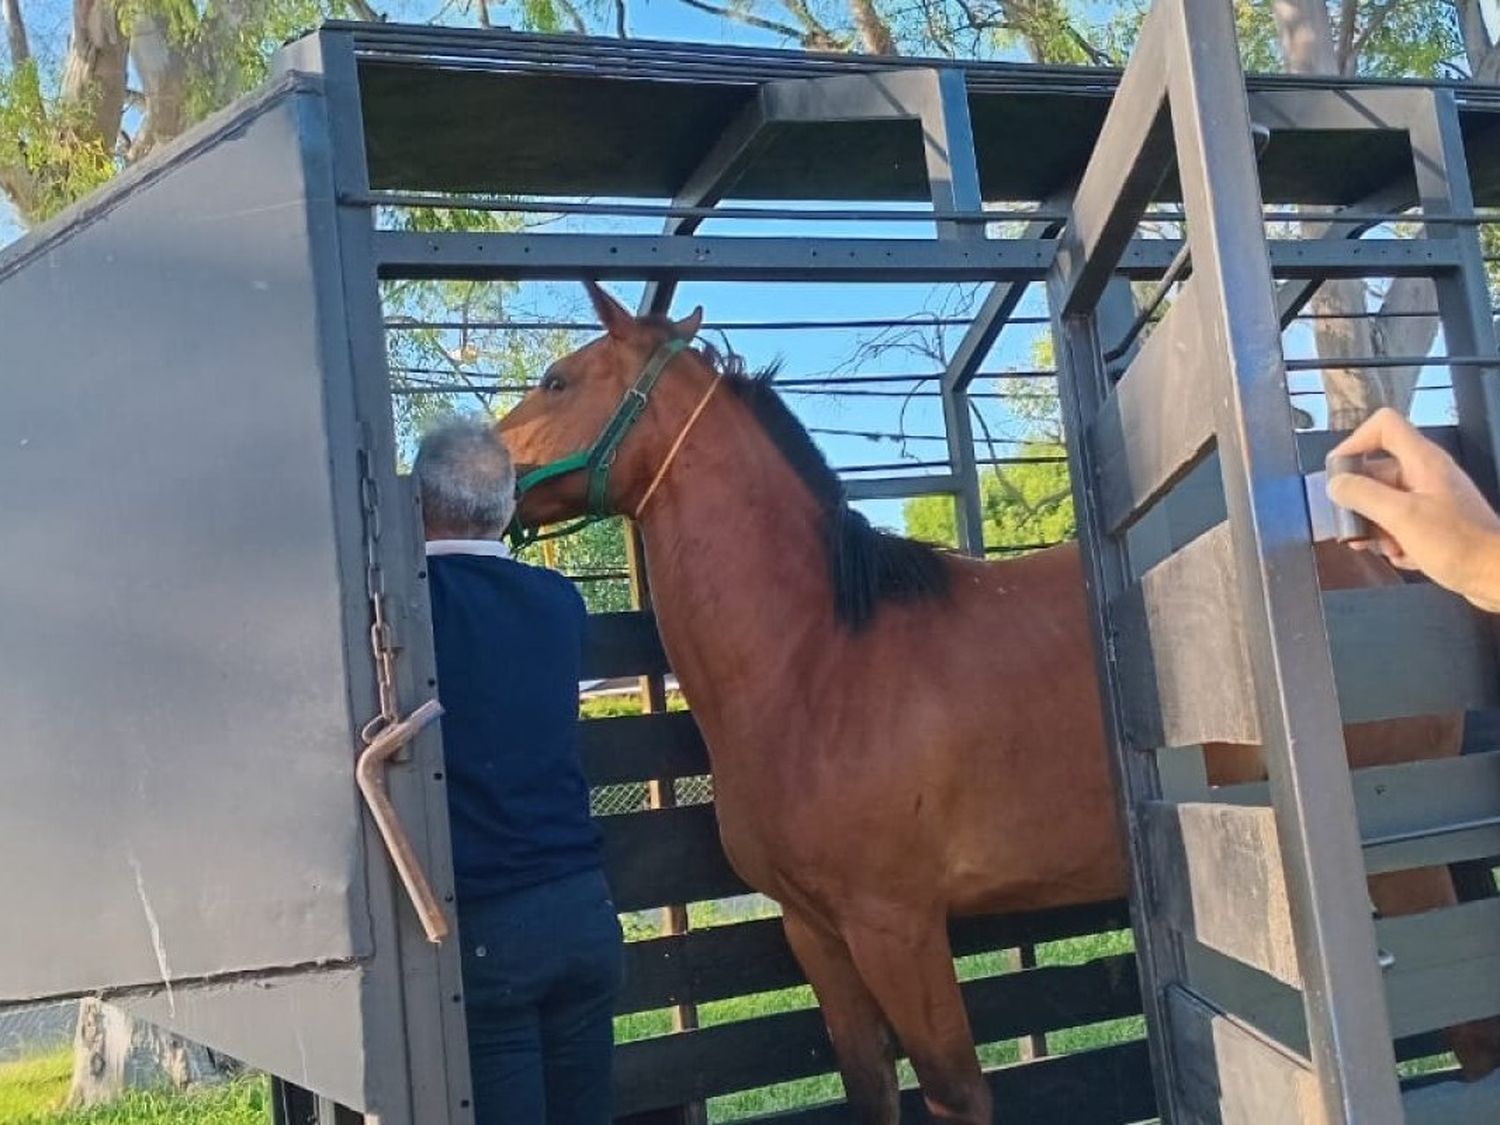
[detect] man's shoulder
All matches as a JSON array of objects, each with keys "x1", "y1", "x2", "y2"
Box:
[{"x1": 429, "y1": 551, "x2": 584, "y2": 614}]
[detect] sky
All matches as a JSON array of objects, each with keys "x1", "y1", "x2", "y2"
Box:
[{"x1": 1, "y1": 0, "x2": 1461, "y2": 534}]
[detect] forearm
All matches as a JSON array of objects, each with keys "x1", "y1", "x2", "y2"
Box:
[{"x1": 1465, "y1": 530, "x2": 1500, "y2": 614}]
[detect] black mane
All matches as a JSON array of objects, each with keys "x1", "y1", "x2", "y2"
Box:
[{"x1": 679, "y1": 334, "x2": 951, "y2": 630}]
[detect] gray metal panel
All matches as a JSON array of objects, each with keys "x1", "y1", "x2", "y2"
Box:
[
  {"x1": 119, "y1": 969, "x2": 368, "y2": 1110},
  {"x1": 0, "y1": 81, "x2": 371, "y2": 1001}
]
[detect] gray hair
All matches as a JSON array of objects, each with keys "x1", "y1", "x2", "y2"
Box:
[{"x1": 413, "y1": 417, "x2": 517, "y2": 538}]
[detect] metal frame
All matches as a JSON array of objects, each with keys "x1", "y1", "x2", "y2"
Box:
[
  {"x1": 277, "y1": 30, "x2": 476, "y2": 1124},
  {"x1": 1049, "y1": 1, "x2": 1500, "y2": 1123}
]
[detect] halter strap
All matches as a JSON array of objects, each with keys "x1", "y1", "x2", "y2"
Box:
[
  {"x1": 510, "y1": 336, "x2": 690, "y2": 548},
  {"x1": 634, "y1": 376, "x2": 721, "y2": 521}
]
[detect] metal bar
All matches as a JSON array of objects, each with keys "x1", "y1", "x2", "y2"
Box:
[
  {"x1": 639, "y1": 95, "x2": 774, "y2": 315},
  {"x1": 354, "y1": 192, "x2": 1500, "y2": 227},
  {"x1": 385, "y1": 315, "x2": 997, "y2": 332},
  {"x1": 284, "y1": 28, "x2": 476, "y2": 1124},
  {"x1": 383, "y1": 308, "x2": 1500, "y2": 332},
  {"x1": 373, "y1": 232, "x2": 1460, "y2": 283},
  {"x1": 918, "y1": 69, "x2": 988, "y2": 553},
  {"x1": 1103, "y1": 240, "x2": 1191, "y2": 363},
  {"x1": 1364, "y1": 813, "x2": 1500, "y2": 851},
  {"x1": 360, "y1": 192, "x2": 1064, "y2": 223},
  {"x1": 1051, "y1": 3, "x2": 1170, "y2": 315},
  {"x1": 843, "y1": 473, "x2": 958, "y2": 500},
  {"x1": 1050, "y1": 266, "x2": 1187, "y2": 1121},
  {"x1": 1407, "y1": 90, "x2": 1500, "y2": 504},
  {"x1": 1283, "y1": 354, "x2": 1499, "y2": 371},
  {"x1": 1165, "y1": 0, "x2": 1403, "y2": 1117}
]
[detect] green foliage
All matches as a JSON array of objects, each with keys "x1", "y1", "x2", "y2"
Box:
[
  {"x1": 905, "y1": 443, "x2": 1074, "y2": 552},
  {"x1": 0, "y1": 1050, "x2": 267, "y2": 1124},
  {"x1": 0, "y1": 63, "x2": 115, "y2": 221}
]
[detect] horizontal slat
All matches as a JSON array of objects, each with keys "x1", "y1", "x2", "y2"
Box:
[
  {"x1": 1381, "y1": 897, "x2": 1500, "y2": 1040},
  {"x1": 600, "y1": 804, "x2": 748, "y2": 912},
  {"x1": 1144, "y1": 801, "x2": 1300, "y2": 987},
  {"x1": 781, "y1": 1039, "x2": 1154, "y2": 1124},
  {"x1": 583, "y1": 611, "x2": 669, "y2": 679},
  {"x1": 375, "y1": 231, "x2": 1461, "y2": 283},
  {"x1": 1182, "y1": 898, "x2": 1500, "y2": 1047},
  {"x1": 1404, "y1": 1069, "x2": 1500, "y2": 1125},
  {"x1": 1214, "y1": 745, "x2": 1500, "y2": 876},
  {"x1": 1326, "y1": 584, "x2": 1499, "y2": 724},
  {"x1": 1358, "y1": 752, "x2": 1500, "y2": 874},
  {"x1": 580, "y1": 711, "x2": 709, "y2": 786},
  {"x1": 1125, "y1": 427, "x2": 1461, "y2": 577},
  {"x1": 613, "y1": 954, "x2": 1141, "y2": 1114},
  {"x1": 619, "y1": 898, "x2": 1132, "y2": 1014},
  {"x1": 844, "y1": 474, "x2": 957, "y2": 501},
  {"x1": 1090, "y1": 281, "x2": 1214, "y2": 535},
  {"x1": 1166, "y1": 983, "x2": 1320, "y2": 1125},
  {"x1": 1112, "y1": 522, "x2": 1260, "y2": 749}
]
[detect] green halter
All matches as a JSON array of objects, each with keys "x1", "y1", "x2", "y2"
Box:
[{"x1": 509, "y1": 336, "x2": 689, "y2": 549}]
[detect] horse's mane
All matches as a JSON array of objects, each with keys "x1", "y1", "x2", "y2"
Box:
[{"x1": 658, "y1": 324, "x2": 951, "y2": 631}]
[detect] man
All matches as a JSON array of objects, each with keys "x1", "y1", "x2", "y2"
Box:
[
  {"x1": 413, "y1": 418, "x2": 622, "y2": 1125},
  {"x1": 1327, "y1": 407, "x2": 1500, "y2": 613}
]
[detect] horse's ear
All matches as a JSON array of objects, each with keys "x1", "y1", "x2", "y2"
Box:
[
  {"x1": 585, "y1": 280, "x2": 633, "y2": 340},
  {"x1": 674, "y1": 306, "x2": 704, "y2": 340}
]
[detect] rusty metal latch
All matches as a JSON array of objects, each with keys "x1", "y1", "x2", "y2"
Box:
[
  {"x1": 356, "y1": 699, "x2": 450, "y2": 943},
  {"x1": 356, "y1": 444, "x2": 451, "y2": 944}
]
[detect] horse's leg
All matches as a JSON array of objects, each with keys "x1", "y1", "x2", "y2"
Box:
[
  {"x1": 783, "y1": 910, "x2": 899, "y2": 1123},
  {"x1": 1369, "y1": 867, "x2": 1500, "y2": 1079},
  {"x1": 842, "y1": 913, "x2": 990, "y2": 1124}
]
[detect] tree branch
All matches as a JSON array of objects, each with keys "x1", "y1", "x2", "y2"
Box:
[
  {"x1": 615, "y1": 0, "x2": 628, "y2": 38},
  {"x1": 1335, "y1": 0, "x2": 1358, "y2": 73},
  {"x1": 849, "y1": 0, "x2": 895, "y2": 53},
  {"x1": 779, "y1": 0, "x2": 846, "y2": 50},
  {"x1": 676, "y1": 0, "x2": 840, "y2": 47},
  {"x1": 348, "y1": 0, "x2": 387, "y2": 20},
  {"x1": 1457, "y1": 0, "x2": 1500, "y2": 81},
  {"x1": 60, "y1": 0, "x2": 128, "y2": 153},
  {"x1": 1348, "y1": 0, "x2": 1405, "y2": 67},
  {"x1": 126, "y1": 13, "x2": 189, "y2": 162},
  {"x1": 3, "y1": 0, "x2": 30, "y2": 67},
  {"x1": 555, "y1": 0, "x2": 589, "y2": 35}
]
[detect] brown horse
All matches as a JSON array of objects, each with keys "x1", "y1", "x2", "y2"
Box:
[{"x1": 498, "y1": 283, "x2": 1500, "y2": 1122}]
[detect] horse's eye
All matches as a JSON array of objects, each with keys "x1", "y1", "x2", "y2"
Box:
[{"x1": 540, "y1": 372, "x2": 566, "y2": 393}]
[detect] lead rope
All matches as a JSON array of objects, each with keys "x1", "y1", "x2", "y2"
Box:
[{"x1": 633, "y1": 376, "x2": 721, "y2": 520}]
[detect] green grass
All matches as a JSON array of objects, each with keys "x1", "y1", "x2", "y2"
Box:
[{"x1": 0, "y1": 1050, "x2": 268, "y2": 1125}]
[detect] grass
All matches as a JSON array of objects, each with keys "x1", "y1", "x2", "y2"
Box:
[{"x1": 0, "y1": 1050, "x2": 268, "y2": 1125}]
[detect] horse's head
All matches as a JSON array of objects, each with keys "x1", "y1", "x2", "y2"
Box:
[{"x1": 498, "y1": 282, "x2": 704, "y2": 529}]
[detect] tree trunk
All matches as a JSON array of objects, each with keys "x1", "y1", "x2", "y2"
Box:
[
  {"x1": 69, "y1": 998, "x2": 238, "y2": 1108},
  {"x1": 1270, "y1": 0, "x2": 1446, "y2": 429}
]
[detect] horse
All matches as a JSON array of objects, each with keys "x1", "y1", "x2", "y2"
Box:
[{"x1": 496, "y1": 282, "x2": 1500, "y2": 1122}]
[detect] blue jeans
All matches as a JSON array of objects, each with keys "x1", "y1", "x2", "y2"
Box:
[{"x1": 459, "y1": 867, "x2": 624, "y2": 1125}]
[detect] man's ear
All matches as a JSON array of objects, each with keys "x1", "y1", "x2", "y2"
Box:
[{"x1": 585, "y1": 280, "x2": 634, "y2": 340}]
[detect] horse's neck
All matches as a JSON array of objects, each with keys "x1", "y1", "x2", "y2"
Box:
[{"x1": 635, "y1": 418, "x2": 831, "y2": 723}]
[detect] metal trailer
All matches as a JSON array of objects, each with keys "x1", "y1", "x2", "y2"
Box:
[{"x1": 2, "y1": 0, "x2": 1500, "y2": 1119}]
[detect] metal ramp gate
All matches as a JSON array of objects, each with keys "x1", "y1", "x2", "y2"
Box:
[{"x1": 1051, "y1": 0, "x2": 1500, "y2": 1122}]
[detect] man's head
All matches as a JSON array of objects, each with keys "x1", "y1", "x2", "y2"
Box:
[{"x1": 413, "y1": 418, "x2": 516, "y2": 541}]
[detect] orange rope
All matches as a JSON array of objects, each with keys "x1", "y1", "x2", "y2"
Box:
[{"x1": 634, "y1": 377, "x2": 721, "y2": 520}]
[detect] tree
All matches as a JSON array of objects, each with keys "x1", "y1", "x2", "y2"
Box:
[{"x1": 905, "y1": 441, "x2": 1073, "y2": 551}]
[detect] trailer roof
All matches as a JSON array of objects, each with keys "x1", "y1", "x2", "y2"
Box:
[{"x1": 342, "y1": 23, "x2": 1500, "y2": 205}]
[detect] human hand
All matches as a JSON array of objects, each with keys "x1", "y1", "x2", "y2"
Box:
[{"x1": 1326, "y1": 408, "x2": 1500, "y2": 612}]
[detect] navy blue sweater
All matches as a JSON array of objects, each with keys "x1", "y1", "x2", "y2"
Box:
[{"x1": 427, "y1": 552, "x2": 602, "y2": 903}]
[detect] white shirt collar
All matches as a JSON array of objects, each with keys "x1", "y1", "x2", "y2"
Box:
[{"x1": 425, "y1": 539, "x2": 512, "y2": 559}]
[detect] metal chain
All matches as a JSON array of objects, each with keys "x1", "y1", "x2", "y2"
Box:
[{"x1": 358, "y1": 448, "x2": 401, "y2": 744}]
